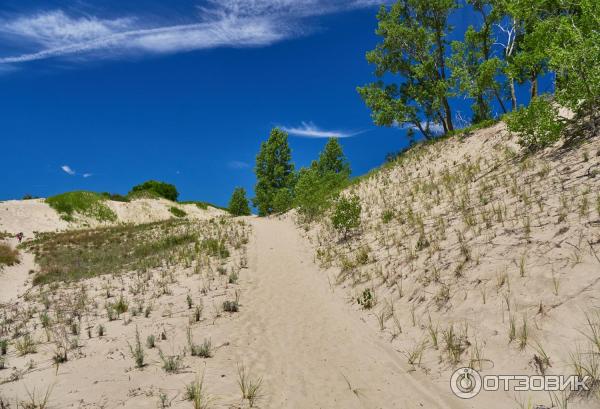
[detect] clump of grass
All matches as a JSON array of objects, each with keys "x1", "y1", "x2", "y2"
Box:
[
  {"x1": 508, "y1": 314, "x2": 517, "y2": 343},
  {"x1": 146, "y1": 335, "x2": 156, "y2": 349},
  {"x1": 0, "y1": 339, "x2": 8, "y2": 355},
  {"x1": 15, "y1": 334, "x2": 37, "y2": 356},
  {"x1": 159, "y1": 349, "x2": 183, "y2": 373},
  {"x1": 46, "y1": 191, "x2": 117, "y2": 222},
  {"x1": 185, "y1": 372, "x2": 212, "y2": 409},
  {"x1": 404, "y1": 340, "x2": 427, "y2": 367},
  {"x1": 111, "y1": 295, "x2": 129, "y2": 318},
  {"x1": 357, "y1": 288, "x2": 375, "y2": 309},
  {"x1": 193, "y1": 305, "x2": 203, "y2": 322},
  {"x1": 97, "y1": 324, "x2": 105, "y2": 337},
  {"x1": 223, "y1": 300, "x2": 239, "y2": 313},
  {"x1": 169, "y1": 207, "x2": 187, "y2": 218},
  {"x1": 237, "y1": 363, "x2": 263, "y2": 407},
  {"x1": 201, "y1": 239, "x2": 230, "y2": 259},
  {"x1": 187, "y1": 328, "x2": 212, "y2": 358},
  {"x1": 128, "y1": 327, "x2": 145, "y2": 368},
  {"x1": 20, "y1": 385, "x2": 53, "y2": 409},
  {"x1": 0, "y1": 243, "x2": 19, "y2": 267},
  {"x1": 518, "y1": 316, "x2": 528, "y2": 350}
]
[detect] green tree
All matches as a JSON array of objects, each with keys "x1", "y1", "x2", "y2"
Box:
[
  {"x1": 295, "y1": 139, "x2": 351, "y2": 223},
  {"x1": 449, "y1": 0, "x2": 507, "y2": 122},
  {"x1": 253, "y1": 128, "x2": 296, "y2": 216},
  {"x1": 358, "y1": 0, "x2": 457, "y2": 139},
  {"x1": 537, "y1": 0, "x2": 600, "y2": 119},
  {"x1": 316, "y1": 138, "x2": 351, "y2": 177},
  {"x1": 331, "y1": 195, "x2": 362, "y2": 239},
  {"x1": 228, "y1": 187, "x2": 251, "y2": 216},
  {"x1": 129, "y1": 180, "x2": 179, "y2": 202}
]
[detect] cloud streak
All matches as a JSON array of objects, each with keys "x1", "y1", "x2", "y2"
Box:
[
  {"x1": 281, "y1": 121, "x2": 362, "y2": 138},
  {"x1": 61, "y1": 165, "x2": 76, "y2": 175},
  {"x1": 0, "y1": 1, "x2": 383, "y2": 66},
  {"x1": 228, "y1": 160, "x2": 251, "y2": 170}
]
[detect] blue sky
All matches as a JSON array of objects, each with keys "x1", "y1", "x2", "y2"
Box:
[{"x1": 0, "y1": 1, "x2": 550, "y2": 206}]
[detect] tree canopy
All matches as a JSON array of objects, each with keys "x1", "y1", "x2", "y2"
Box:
[
  {"x1": 129, "y1": 180, "x2": 179, "y2": 202},
  {"x1": 359, "y1": 0, "x2": 600, "y2": 147},
  {"x1": 253, "y1": 128, "x2": 295, "y2": 216},
  {"x1": 228, "y1": 187, "x2": 251, "y2": 216}
]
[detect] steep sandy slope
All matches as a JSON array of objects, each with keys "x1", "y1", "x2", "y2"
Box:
[{"x1": 304, "y1": 121, "x2": 600, "y2": 408}]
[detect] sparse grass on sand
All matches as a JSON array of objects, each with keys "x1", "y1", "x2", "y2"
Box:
[
  {"x1": 0, "y1": 242, "x2": 19, "y2": 267},
  {"x1": 23, "y1": 218, "x2": 234, "y2": 285}
]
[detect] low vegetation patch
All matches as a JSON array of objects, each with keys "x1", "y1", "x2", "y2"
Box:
[
  {"x1": 129, "y1": 180, "x2": 178, "y2": 202},
  {"x1": 23, "y1": 218, "x2": 237, "y2": 284},
  {"x1": 46, "y1": 191, "x2": 117, "y2": 222},
  {"x1": 169, "y1": 206, "x2": 187, "y2": 218},
  {"x1": 0, "y1": 243, "x2": 19, "y2": 267}
]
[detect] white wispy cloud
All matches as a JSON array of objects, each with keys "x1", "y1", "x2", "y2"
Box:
[
  {"x1": 281, "y1": 121, "x2": 361, "y2": 138},
  {"x1": 82, "y1": 173, "x2": 93, "y2": 178},
  {"x1": 61, "y1": 165, "x2": 76, "y2": 175},
  {"x1": 0, "y1": 1, "x2": 384, "y2": 66},
  {"x1": 228, "y1": 160, "x2": 251, "y2": 169}
]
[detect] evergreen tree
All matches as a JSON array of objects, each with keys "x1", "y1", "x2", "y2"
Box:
[
  {"x1": 228, "y1": 187, "x2": 251, "y2": 216},
  {"x1": 294, "y1": 139, "x2": 352, "y2": 222},
  {"x1": 316, "y1": 138, "x2": 351, "y2": 177},
  {"x1": 253, "y1": 128, "x2": 295, "y2": 216},
  {"x1": 358, "y1": 0, "x2": 457, "y2": 139}
]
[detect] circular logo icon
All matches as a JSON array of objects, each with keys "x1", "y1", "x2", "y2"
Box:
[{"x1": 450, "y1": 367, "x2": 482, "y2": 399}]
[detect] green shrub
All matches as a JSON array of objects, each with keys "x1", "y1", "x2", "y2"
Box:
[
  {"x1": 331, "y1": 195, "x2": 362, "y2": 238},
  {"x1": 294, "y1": 168, "x2": 349, "y2": 223},
  {"x1": 357, "y1": 288, "x2": 374, "y2": 309},
  {"x1": 228, "y1": 187, "x2": 251, "y2": 216},
  {"x1": 129, "y1": 180, "x2": 179, "y2": 202},
  {"x1": 506, "y1": 96, "x2": 565, "y2": 152},
  {"x1": 100, "y1": 192, "x2": 130, "y2": 202},
  {"x1": 0, "y1": 243, "x2": 19, "y2": 267},
  {"x1": 46, "y1": 191, "x2": 117, "y2": 222},
  {"x1": 169, "y1": 207, "x2": 187, "y2": 218}
]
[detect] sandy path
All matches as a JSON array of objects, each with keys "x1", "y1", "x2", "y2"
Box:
[{"x1": 232, "y1": 217, "x2": 465, "y2": 409}]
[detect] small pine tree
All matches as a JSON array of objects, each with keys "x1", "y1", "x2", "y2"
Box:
[
  {"x1": 316, "y1": 138, "x2": 351, "y2": 177},
  {"x1": 228, "y1": 187, "x2": 251, "y2": 216}
]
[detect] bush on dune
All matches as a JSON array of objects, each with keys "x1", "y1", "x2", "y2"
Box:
[
  {"x1": 46, "y1": 191, "x2": 117, "y2": 222},
  {"x1": 129, "y1": 180, "x2": 179, "y2": 202}
]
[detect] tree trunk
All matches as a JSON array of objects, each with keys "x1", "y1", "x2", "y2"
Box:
[
  {"x1": 443, "y1": 98, "x2": 454, "y2": 132},
  {"x1": 510, "y1": 79, "x2": 517, "y2": 110},
  {"x1": 530, "y1": 74, "x2": 538, "y2": 99},
  {"x1": 494, "y1": 89, "x2": 507, "y2": 114}
]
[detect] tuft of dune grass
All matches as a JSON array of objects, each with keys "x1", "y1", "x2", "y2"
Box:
[{"x1": 0, "y1": 243, "x2": 19, "y2": 267}]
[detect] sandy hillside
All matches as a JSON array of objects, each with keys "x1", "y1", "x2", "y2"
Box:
[
  {"x1": 0, "y1": 198, "x2": 225, "y2": 237},
  {"x1": 1, "y1": 120, "x2": 599, "y2": 408},
  {"x1": 0, "y1": 211, "x2": 468, "y2": 408},
  {"x1": 304, "y1": 121, "x2": 600, "y2": 408}
]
